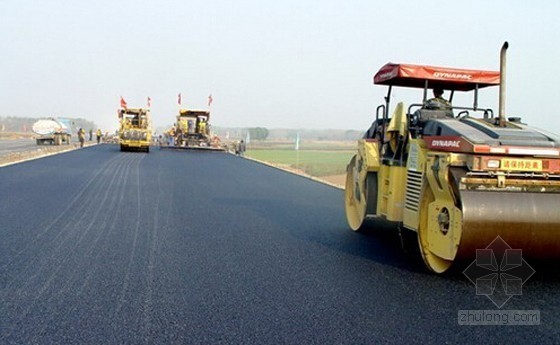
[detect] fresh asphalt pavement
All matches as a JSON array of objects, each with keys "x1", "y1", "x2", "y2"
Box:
[{"x1": 1, "y1": 144, "x2": 559, "y2": 344}]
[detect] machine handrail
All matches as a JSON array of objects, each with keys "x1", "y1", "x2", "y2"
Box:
[{"x1": 407, "y1": 103, "x2": 494, "y2": 118}]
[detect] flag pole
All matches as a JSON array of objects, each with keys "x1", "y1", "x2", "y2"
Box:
[{"x1": 295, "y1": 132, "x2": 300, "y2": 171}]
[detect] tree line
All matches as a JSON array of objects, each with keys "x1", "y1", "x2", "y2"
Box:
[
  {"x1": 0, "y1": 116, "x2": 97, "y2": 133},
  {"x1": 247, "y1": 127, "x2": 269, "y2": 141}
]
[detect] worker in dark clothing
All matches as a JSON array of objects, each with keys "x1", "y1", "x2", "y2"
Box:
[
  {"x1": 89, "y1": 129, "x2": 93, "y2": 141},
  {"x1": 236, "y1": 140, "x2": 246, "y2": 157},
  {"x1": 425, "y1": 88, "x2": 452, "y2": 109}
]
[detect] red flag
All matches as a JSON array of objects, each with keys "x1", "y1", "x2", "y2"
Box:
[
  {"x1": 208, "y1": 94, "x2": 213, "y2": 107},
  {"x1": 147, "y1": 97, "x2": 152, "y2": 108},
  {"x1": 120, "y1": 96, "x2": 127, "y2": 109},
  {"x1": 178, "y1": 93, "x2": 182, "y2": 105}
]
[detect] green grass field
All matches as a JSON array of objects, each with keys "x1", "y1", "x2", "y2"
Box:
[{"x1": 246, "y1": 148, "x2": 355, "y2": 176}]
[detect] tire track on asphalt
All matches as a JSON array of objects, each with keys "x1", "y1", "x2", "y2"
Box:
[
  {"x1": 0, "y1": 153, "x2": 124, "y2": 272},
  {"x1": 26, "y1": 153, "x2": 136, "y2": 342},
  {"x1": 115, "y1": 154, "x2": 145, "y2": 315},
  {"x1": 4, "y1": 154, "x2": 137, "y2": 334},
  {"x1": 142, "y1": 159, "x2": 166, "y2": 342},
  {"x1": 140, "y1": 160, "x2": 176, "y2": 343},
  {"x1": 1, "y1": 154, "x2": 134, "y2": 292}
]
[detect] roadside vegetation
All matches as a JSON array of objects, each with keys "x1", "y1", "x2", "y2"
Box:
[{"x1": 246, "y1": 140, "x2": 355, "y2": 177}]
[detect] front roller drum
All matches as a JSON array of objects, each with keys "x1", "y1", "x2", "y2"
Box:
[
  {"x1": 418, "y1": 190, "x2": 560, "y2": 273},
  {"x1": 459, "y1": 191, "x2": 560, "y2": 260}
]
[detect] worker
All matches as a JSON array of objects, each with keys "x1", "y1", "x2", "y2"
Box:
[
  {"x1": 198, "y1": 120, "x2": 207, "y2": 135},
  {"x1": 168, "y1": 127, "x2": 176, "y2": 146},
  {"x1": 78, "y1": 128, "x2": 86, "y2": 147},
  {"x1": 425, "y1": 88, "x2": 452, "y2": 109},
  {"x1": 89, "y1": 129, "x2": 93, "y2": 141},
  {"x1": 211, "y1": 135, "x2": 221, "y2": 148},
  {"x1": 96, "y1": 129, "x2": 102, "y2": 144},
  {"x1": 237, "y1": 139, "x2": 246, "y2": 157}
]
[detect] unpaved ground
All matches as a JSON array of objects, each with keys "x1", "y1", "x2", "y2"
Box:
[
  {"x1": 0, "y1": 132, "x2": 35, "y2": 140},
  {"x1": 320, "y1": 174, "x2": 345, "y2": 188},
  {"x1": 274, "y1": 164, "x2": 345, "y2": 189}
]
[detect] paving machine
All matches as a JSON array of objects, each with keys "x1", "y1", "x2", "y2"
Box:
[
  {"x1": 162, "y1": 109, "x2": 224, "y2": 151},
  {"x1": 118, "y1": 108, "x2": 151, "y2": 152},
  {"x1": 345, "y1": 42, "x2": 560, "y2": 273}
]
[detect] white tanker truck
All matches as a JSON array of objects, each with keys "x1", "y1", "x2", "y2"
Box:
[{"x1": 32, "y1": 118, "x2": 73, "y2": 145}]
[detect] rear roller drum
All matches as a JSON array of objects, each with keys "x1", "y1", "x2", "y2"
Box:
[{"x1": 345, "y1": 155, "x2": 378, "y2": 231}]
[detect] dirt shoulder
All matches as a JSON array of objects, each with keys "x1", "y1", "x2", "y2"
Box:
[{"x1": 319, "y1": 174, "x2": 345, "y2": 188}]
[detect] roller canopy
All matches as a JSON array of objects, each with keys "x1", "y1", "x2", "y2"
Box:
[{"x1": 374, "y1": 63, "x2": 500, "y2": 91}]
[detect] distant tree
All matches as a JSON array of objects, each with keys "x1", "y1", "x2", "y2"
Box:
[
  {"x1": 248, "y1": 127, "x2": 269, "y2": 141},
  {"x1": 344, "y1": 130, "x2": 362, "y2": 141},
  {"x1": 0, "y1": 116, "x2": 96, "y2": 133}
]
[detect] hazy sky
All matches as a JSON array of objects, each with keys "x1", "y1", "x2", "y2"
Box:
[{"x1": 1, "y1": 0, "x2": 559, "y2": 133}]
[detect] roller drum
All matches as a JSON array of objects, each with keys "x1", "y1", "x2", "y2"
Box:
[{"x1": 458, "y1": 191, "x2": 560, "y2": 260}]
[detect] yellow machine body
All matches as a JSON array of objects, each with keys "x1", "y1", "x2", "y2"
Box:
[
  {"x1": 345, "y1": 45, "x2": 560, "y2": 273},
  {"x1": 345, "y1": 104, "x2": 560, "y2": 273},
  {"x1": 166, "y1": 109, "x2": 224, "y2": 151},
  {"x1": 118, "y1": 108, "x2": 152, "y2": 152}
]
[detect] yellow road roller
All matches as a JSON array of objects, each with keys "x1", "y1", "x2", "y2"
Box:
[{"x1": 345, "y1": 43, "x2": 560, "y2": 273}]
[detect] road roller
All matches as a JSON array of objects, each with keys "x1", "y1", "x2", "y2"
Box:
[{"x1": 345, "y1": 42, "x2": 560, "y2": 273}]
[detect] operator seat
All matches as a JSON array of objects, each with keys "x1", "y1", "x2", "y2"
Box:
[{"x1": 412, "y1": 108, "x2": 454, "y2": 123}]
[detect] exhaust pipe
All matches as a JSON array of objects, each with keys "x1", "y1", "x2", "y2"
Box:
[{"x1": 498, "y1": 41, "x2": 509, "y2": 127}]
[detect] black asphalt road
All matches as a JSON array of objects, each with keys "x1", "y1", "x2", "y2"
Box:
[{"x1": 1, "y1": 145, "x2": 559, "y2": 344}]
